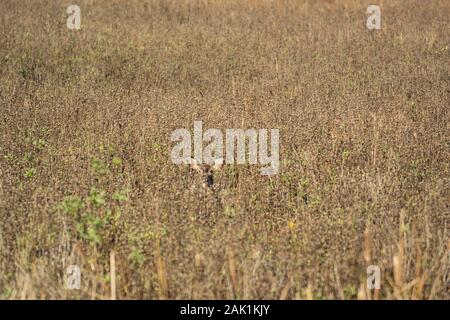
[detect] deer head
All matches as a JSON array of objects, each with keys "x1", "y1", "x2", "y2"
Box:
[{"x1": 188, "y1": 158, "x2": 223, "y2": 190}]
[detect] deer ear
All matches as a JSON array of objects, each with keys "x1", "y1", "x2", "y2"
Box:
[
  {"x1": 213, "y1": 158, "x2": 223, "y2": 170},
  {"x1": 190, "y1": 158, "x2": 202, "y2": 171}
]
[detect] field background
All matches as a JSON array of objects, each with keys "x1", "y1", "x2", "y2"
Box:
[{"x1": 0, "y1": 0, "x2": 448, "y2": 299}]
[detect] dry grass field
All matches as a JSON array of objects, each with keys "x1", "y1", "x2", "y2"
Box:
[{"x1": 0, "y1": 0, "x2": 449, "y2": 299}]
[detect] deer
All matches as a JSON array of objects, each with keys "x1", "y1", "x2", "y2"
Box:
[
  {"x1": 189, "y1": 158, "x2": 223, "y2": 193},
  {"x1": 179, "y1": 158, "x2": 224, "y2": 223}
]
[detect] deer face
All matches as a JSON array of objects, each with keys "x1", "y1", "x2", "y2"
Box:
[{"x1": 190, "y1": 159, "x2": 223, "y2": 190}]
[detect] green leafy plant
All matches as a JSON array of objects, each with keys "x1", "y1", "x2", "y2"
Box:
[
  {"x1": 128, "y1": 247, "x2": 146, "y2": 266},
  {"x1": 112, "y1": 188, "x2": 129, "y2": 202},
  {"x1": 57, "y1": 196, "x2": 84, "y2": 216},
  {"x1": 111, "y1": 156, "x2": 122, "y2": 167},
  {"x1": 76, "y1": 212, "x2": 108, "y2": 246},
  {"x1": 87, "y1": 188, "x2": 106, "y2": 207},
  {"x1": 90, "y1": 158, "x2": 108, "y2": 175},
  {"x1": 24, "y1": 167, "x2": 36, "y2": 178},
  {"x1": 32, "y1": 138, "x2": 46, "y2": 150}
]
